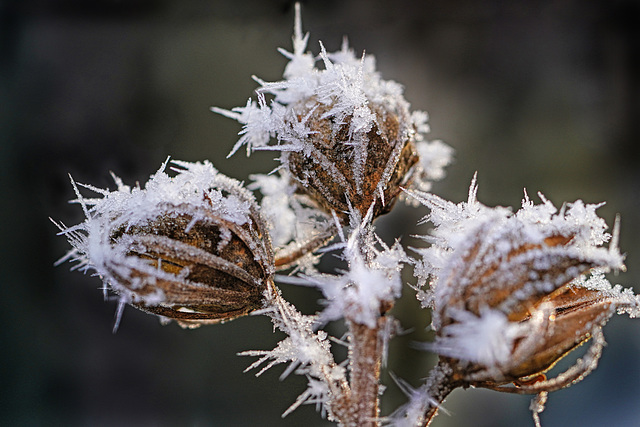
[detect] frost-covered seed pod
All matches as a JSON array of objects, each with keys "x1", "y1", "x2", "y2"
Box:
[
  {"x1": 285, "y1": 101, "x2": 419, "y2": 219},
  {"x1": 213, "y1": 8, "x2": 451, "y2": 224},
  {"x1": 110, "y1": 204, "x2": 272, "y2": 325},
  {"x1": 56, "y1": 160, "x2": 275, "y2": 327},
  {"x1": 439, "y1": 225, "x2": 625, "y2": 383},
  {"x1": 411, "y1": 183, "x2": 639, "y2": 385}
]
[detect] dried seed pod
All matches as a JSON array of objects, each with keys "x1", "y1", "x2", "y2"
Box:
[
  {"x1": 110, "y1": 204, "x2": 273, "y2": 325},
  {"x1": 284, "y1": 101, "x2": 419, "y2": 219},
  {"x1": 213, "y1": 9, "x2": 451, "y2": 225},
  {"x1": 56, "y1": 160, "x2": 275, "y2": 327},
  {"x1": 435, "y1": 219, "x2": 625, "y2": 384},
  {"x1": 412, "y1": 183, "x2": 639, "y2": 389}
]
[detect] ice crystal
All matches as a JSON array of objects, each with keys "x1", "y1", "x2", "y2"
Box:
[
  {"x1": 248, "y1": 170, "x2": 332, "y2": 258},
  {"x1": 248, "y1": 171, "x2": 300, "y2": 247},
  {"x1": 385, "y1": 377, "x2": 435, "y2": 427},
  {"x1": 386, "y1": 364, "x2": 451, "y2": 427},
  {"x1": 573, "y1": 270, "x2": 640, "y2": 318},
  {"x1": 284, "y1": 209, "x2": 407, "y2": 328},
  {"x1": 282, "y1": 377, "x2": 331, "y2": 418},
  {"x1": 240, "y1": 286, "x2": 346, "y2": 419},
  {"x1": 428, "y1": 308, "x2": 527, "y2": 368}
]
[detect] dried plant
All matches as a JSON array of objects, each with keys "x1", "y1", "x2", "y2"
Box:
[{"x1": 53, "y1": 4, "x2": 639, "y2": 426}]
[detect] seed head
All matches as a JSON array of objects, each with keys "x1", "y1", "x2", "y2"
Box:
[
  {"x1": 410, "y1": 181, "x2": 639, "y2": 388},
  {"x1": 213, "y1": 5, "x2": 451, "y2": 223},
  {"x1": 55, "y1": 159, "x2": 275, "y2": 327}
]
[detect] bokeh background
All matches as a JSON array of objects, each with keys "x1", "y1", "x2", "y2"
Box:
[{"x1": 2, "y1": 0, "x2": 639, "y2": 426}]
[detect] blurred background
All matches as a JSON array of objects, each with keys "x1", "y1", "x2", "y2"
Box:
[{"x1": 2, "y1": 0, "x2": 639, "y2": 426}]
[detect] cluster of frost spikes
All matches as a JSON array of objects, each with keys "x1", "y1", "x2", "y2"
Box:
[
  {"x1": 384, "y1": 366, "x2": 449, "y2": 427},
  {"x1": 276, "y1": 206, "x2": 408, "y2": 328},
  {"x1": 248, "y1": 170, "x2": 332, "y2": 253},
  {"x1": 52, "y1": 159, "x2": 258, "y2": 321},
  {"x1": 240, "y1": 285, "x2": 347, "y2": 421}
]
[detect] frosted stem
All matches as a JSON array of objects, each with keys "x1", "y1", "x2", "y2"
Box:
[
  {"x1": 421, "y1": 360, "x2": 459, "y2": 427},
  {"x1": 347, "y1": 318, "x2": 385, "y2": 426},
  {"x1": 274, "y1": 227, "x2": 336, "y2": 270},
  {"x1": 331, "y1": 317, "x2": 386, "y2": 426}
]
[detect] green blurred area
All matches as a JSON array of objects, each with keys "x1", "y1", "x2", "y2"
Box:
[{"x1": 2, "y1": 1, "x2": 639, "y2": 426}]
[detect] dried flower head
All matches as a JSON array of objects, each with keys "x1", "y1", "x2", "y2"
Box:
[
  {"x1": 410, "y1": 178, "x2": 639, "y2": 389},
  {"x1": 213, "y1": 4, "x2": 452, "y2": 223},
  {"x1": 54, "y1": 159, "x2": 275, "y2": 328}
]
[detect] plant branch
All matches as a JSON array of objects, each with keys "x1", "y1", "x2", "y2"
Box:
[
  {"x1": 331, "y1": 317, "x2": 386, "y2": 426},
  {"x1": 421, "y1": 360, "x2": 459, "y2": 427}
]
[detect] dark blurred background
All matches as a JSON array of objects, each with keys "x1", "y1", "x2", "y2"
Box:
[{"x1": 2, "y1": 0, "x2": 639, "y2": 426}]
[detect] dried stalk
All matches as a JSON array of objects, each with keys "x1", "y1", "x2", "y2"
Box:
[
  {"x1": 422, "y1": 360, "x2": 459, "y2": 427},
  {"x1": 329, "y1": 317, "x2": 386, "y2": 426},
  {"x1": 348, "y1": 319, "x2": 385, "y2": 426}
]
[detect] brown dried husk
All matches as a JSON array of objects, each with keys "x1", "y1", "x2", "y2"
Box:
[
  {"x1": 507, "y1": 285, "x2": 615, "y2": 380},
  {"x1": 439, "y1": 226, "x2": 620, "y2": 383},
  {"x1": 286, "y1": 102, "x2": 419, "y2": 220},
  {"x1": 107, "y1": 204, "x2": 274, "y2": 325}
]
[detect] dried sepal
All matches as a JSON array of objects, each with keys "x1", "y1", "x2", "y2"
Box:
[{"x1": 506, "y1": 284, "x2": 614, "y2": 379}]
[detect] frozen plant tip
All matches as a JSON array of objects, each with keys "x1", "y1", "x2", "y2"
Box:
[
  {"x1": 213, "y1": 4, "x2": 452, "y2": 224},
  {"x1": 54, "y1": 159, "x2": 275, "y2": 328}
]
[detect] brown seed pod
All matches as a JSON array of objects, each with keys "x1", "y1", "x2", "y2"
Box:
[
  {"x1": 212, "y1": 22, "x2": 450, "y2": 228},
  {"x1": 285, "y1": 102, "x2": 419, "y2": 220},
  {"x1": 109, "y1": 203, "x2": 274, "y2": 326},
  {"x1": 57, "y1": 160, "x2": 275, "y2": 327},
  {"x1": 415, "y1": 189, "x2": 633, "y2": 389},
  {"x1": 436, "y1": 225, "x2": 620, "y2": 383}
]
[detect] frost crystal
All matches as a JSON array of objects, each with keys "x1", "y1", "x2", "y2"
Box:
[
  {"x1": 240, "y1": 286, "x2": 346, "y2": 420},
  {"x1": 386, "y1": 364, "x2": 451, "y2": 427},
  {"x1": 248, "y1": 170, "x2": 332, "y2": 260},
  {"x1": 428, "y1": 308, "x2": 526, "y2": 368},
  {"x1": 285, "y1": 209, "x2": 407, "y2": 328}
]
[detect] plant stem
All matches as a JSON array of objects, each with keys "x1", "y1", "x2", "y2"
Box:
[
  {"x1": 347, "y1": 317, "x2": 385, "y2": 427},
  {"x1": 422, "y1": 360, "x2": 459, "y2": 427}
]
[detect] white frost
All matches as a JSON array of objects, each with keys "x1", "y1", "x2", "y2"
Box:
[
  {"x1": 429, "y1": 308, "x2": 526, "y2": 368},
  {"x1": 291, "y1": 211, "x2": 407, "y2": 328}
]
